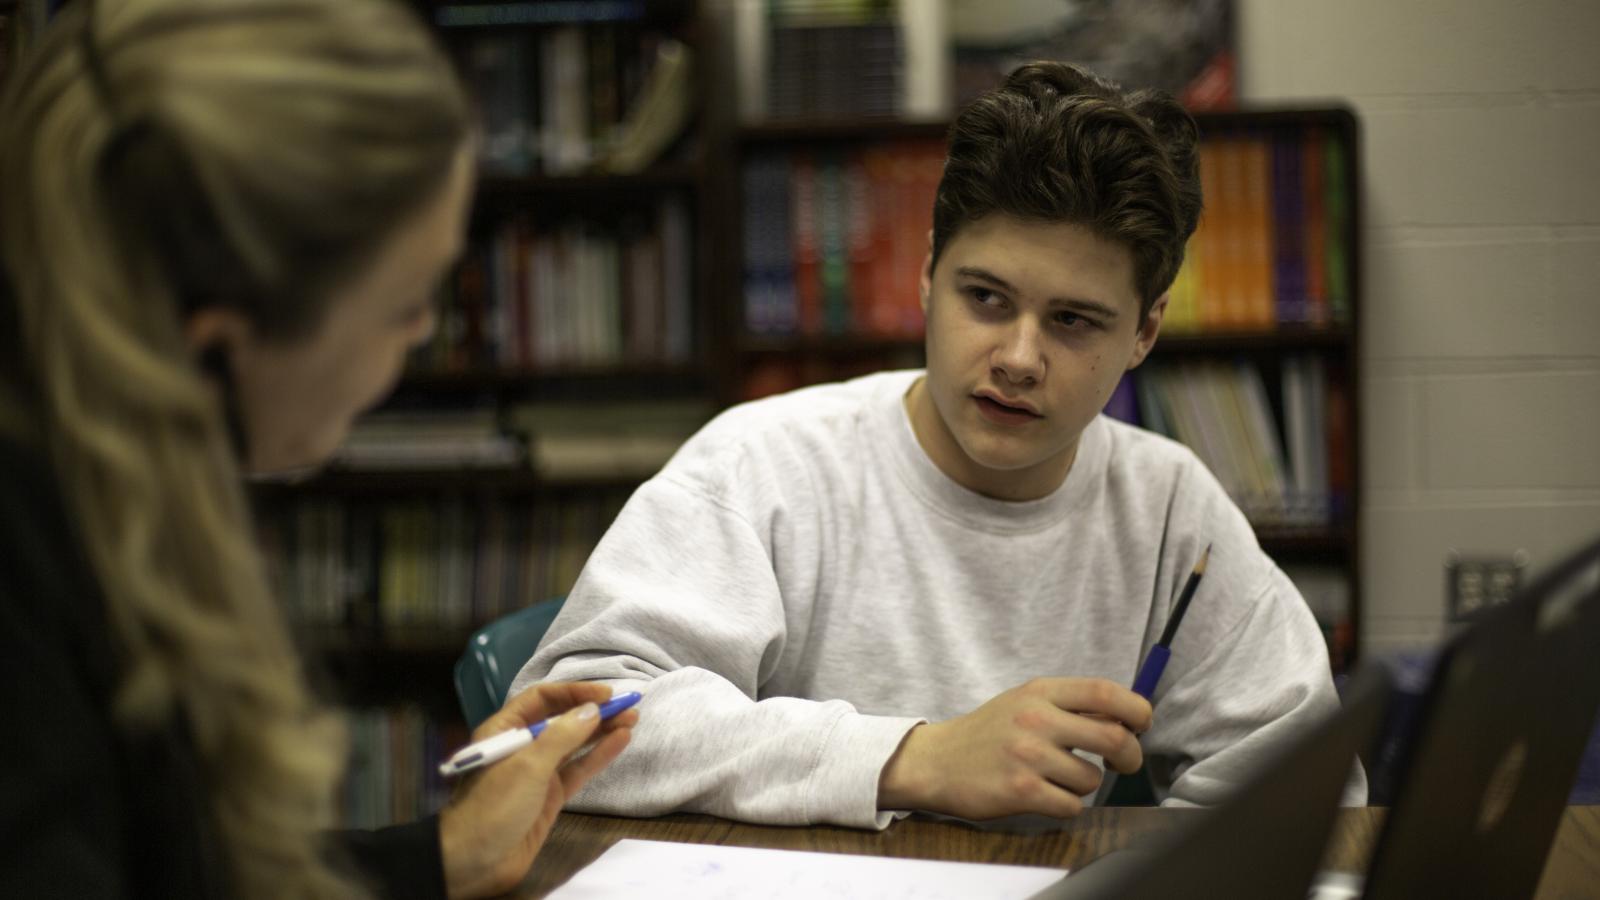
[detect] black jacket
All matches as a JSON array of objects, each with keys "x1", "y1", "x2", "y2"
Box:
[{"x1": 0, "y1": 435, "x2": 447, "y2": 898}]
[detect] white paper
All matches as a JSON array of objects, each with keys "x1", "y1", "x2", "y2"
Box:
[{"x1": 546, "y1": 839, "x2": 1067, "y2": 900}]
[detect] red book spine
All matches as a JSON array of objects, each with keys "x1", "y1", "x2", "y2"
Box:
[{"x1": 790, "y1": 153, "x2": 822, "y2": 336}]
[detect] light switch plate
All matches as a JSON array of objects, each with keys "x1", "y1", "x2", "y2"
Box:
[{"x1": 1445, "y1": 550, "x2": 1530, "y2": 623}]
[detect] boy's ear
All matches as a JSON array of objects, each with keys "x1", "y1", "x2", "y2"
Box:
[
  {"x1": 918, "y1": 229, "x2": 934, "y2": 315},
  {"x1": 1126, "y1": 292, "x2": 1169, "y2": 370}
]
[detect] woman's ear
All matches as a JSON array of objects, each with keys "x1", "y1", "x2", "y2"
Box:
[{"x1": 182, "y1": 306, "x2": 251, "y2": 363}]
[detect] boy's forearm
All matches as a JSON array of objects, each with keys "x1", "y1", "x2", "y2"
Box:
[{"x1": 530, "y1": 659, "x2": 923, "y2": 829}]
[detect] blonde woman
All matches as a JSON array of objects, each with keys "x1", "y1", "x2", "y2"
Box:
[{"x1": 0, "y1": 0, "x2": 636, "y2": 897}]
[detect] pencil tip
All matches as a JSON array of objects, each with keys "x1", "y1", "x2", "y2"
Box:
[{"x1": 1196, "y1": 544, "x2": 1212, "y2": 574}]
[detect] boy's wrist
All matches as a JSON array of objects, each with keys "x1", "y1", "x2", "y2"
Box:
[{"x1": 878, "y1": 722, "x2": 937, "y2": 811}]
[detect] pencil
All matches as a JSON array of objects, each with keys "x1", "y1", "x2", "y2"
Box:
[
  {"x1": 1131, "y1": 544, "x2": 1212, "y2": 700},
  {"x1": 1158, "y1": 544, "x2": 1212, "y2": 649}
]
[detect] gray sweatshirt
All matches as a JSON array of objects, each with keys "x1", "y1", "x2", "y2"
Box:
[{"x1": 511, "y1": 370, "x2": 1363, "y2": 828}]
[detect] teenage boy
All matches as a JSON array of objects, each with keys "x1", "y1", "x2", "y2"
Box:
[{"x1": 510, "y1": 62, "x2": 1362, "y2": 828}]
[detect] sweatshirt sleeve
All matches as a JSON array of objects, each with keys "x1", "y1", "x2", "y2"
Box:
[
  {"x1": 508, "y1": 475, "x2": 924, "y2": 829},
  {"x1": 1140, "y1": 565, "x2": 1368, "y2": 808}
]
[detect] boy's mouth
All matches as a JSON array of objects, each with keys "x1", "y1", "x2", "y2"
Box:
[{"x1": 973, "y1": 391, "x2": 1042, "y2": 425}]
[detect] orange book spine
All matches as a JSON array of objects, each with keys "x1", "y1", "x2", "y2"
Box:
[
  {"x1": 1195, "y1": 142, "x2": 1229, "y2": 332},
  {"x1": 1240, "y1": 137, "x2": 1277, "y2": 330},
  {"x1": 1301, "y1": 130, "x2": 1330, "y2": 327}
]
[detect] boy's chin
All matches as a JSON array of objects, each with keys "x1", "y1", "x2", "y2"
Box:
[{"x1": 958, "y1": 437, "x2": 1052, "y2": 474}]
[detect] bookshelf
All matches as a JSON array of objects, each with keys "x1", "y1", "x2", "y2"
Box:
[
  {"x1": 252, "y1": 0, "x2": 723, "y2": 825},
  {"x1": 244, "y1": 4, "x2": 1363, "y2": 821}
]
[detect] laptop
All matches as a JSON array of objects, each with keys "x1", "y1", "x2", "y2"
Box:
[
  {"x1": 1358, "y1": 534, "x2": 1600, "y2": 900},
  {"x1": 1025, "y1": 662, "x2": 1394, "y2": 900}
]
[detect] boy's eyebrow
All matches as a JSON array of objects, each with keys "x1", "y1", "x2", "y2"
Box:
[{"x1": 954, "y1": 266, "x2": 1121, "y2": 320}]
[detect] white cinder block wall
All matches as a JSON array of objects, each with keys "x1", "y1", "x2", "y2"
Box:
[{"x1": 1237, "y1": 0, "x2": 1600, "y2": 655}]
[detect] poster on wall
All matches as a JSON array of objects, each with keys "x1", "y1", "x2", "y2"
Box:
[{"x1": 951, "y1": 0, "x2": 1235, "y2": 111}]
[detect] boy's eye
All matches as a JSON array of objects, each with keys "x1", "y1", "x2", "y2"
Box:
[
  {"x1": 1055, "y1": 310, "x2": 1097, "y2": 330},
  {"x1": 968, "y1": 287, "x2": 1001, "y2": 306}
]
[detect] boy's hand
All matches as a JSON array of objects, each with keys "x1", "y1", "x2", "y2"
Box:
[{"x1": 876, "y1": 677, "x2": 1152, "y2": 820}]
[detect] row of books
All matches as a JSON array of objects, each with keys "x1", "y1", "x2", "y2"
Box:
[
  {"x1": 743, "y1": 142, "x2": 943, "y2": 338},
  {"x1": 260, "y1": 494, "x2": 630, "y2": 635},
  {"x1": 1104, "y1": 356, "x2": 1351, "y2": 530},
  {"x1": 767, "y1": 19, "x2": 900, "y2": 121},
  {"x1": 1164, "y1": 130, "x2": 1353, "y2": 334},
  {"x1": 334, "y1": 409, "x2": 524, "y2": 471},
  {"x1": 418, "y1": 197, "x2": 694, "y2": 372},
  {"x1": 326, "y1": 401, "x2": 709, "y2": 480},
  {"x1": 732, "y1": 0, "x2": 951, "y2": 123},
  {"x1": 739, "y1": 350, "x2": 920, "y2": 401},
  {"x1": 454, "y1": 24, "x2": 693, "y2": 175},
  {"x1": 341, "y1": 705, "x2": 465, "y2": 830},
  {"x1": 1285, "y1": 565, "x2": 1355, "y2": 674}
]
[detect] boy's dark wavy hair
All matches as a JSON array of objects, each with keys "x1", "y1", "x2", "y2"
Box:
[{"x1": 932, "y1": 62, "x2": 1204, "y2": 317}]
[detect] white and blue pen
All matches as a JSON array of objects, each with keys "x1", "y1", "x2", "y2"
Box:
[{"x1": 437, "y1": 691, "x2": 642, "y2": 778}]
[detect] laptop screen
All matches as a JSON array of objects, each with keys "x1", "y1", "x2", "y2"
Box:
[{"x1": 1362, "y1": 536, "x2": 1600, "y2": 900}]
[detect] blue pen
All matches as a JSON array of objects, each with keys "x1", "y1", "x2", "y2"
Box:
[
  {"x1": 437, "y1": 691, "x2": 642, "y2": 778},
  {"x1": 1130, "y1": 545, "x2": 1211, "y2": 700}
]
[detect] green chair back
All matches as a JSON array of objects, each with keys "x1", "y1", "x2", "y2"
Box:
[{"x1": 453, "y1": 597, "x2": 566, "y2": 730}]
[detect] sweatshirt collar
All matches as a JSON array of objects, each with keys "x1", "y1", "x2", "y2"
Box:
[{"x1": 875, "y1": 369, "x2": 1107, "y2": 535}]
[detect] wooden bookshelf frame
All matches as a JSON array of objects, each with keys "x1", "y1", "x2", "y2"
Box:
[{"x1": 251, "y1": 469, "x2": 643, "y2": 498}]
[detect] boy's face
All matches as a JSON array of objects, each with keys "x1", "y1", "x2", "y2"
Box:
[{"x1": 909, "y1": 213, "x2": 1165, "y2": 501}]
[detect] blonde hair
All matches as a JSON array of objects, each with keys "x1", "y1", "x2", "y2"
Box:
[{"x1": 0, "y1": 0, "x2": 468, "y2": 895}]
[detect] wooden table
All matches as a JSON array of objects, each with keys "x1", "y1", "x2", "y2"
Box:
[{"x1": 512, "y1": 806, "x2": 1600, "y2": 898}]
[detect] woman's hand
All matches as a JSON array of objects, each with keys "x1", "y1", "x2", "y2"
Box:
[{"x1": 437, "y1": 682, "x2": 638, "y2": 899}]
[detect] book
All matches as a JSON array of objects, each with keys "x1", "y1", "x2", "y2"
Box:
[
  {"x1": 1302, "y1": 129, "x2": 1330, "y2": 327},
  {"x1": 1271, "y1": 135, "x2": 1307, "y2": 326},
  {"x1": 1281, "y1": 355, "x2": 1331, "y2": 525},
  {"x1": 1234, "y1": 361, "x2": 1292, "y2": 527},
  {"x1": 732, "y1": 0, "x2": 947, "y2": 122},
  {"x1": 595, "y1": 38, "x2": 694, "y2": 174},
  {"x1": 897, "y1": 0, "x2": 953, "y2": 120},
  {"x1": 1203, "y1": 361, "x2": 1270, "y2": 522},
  {"x1": 1325, "y1": 369, "x2": 1352, "y2": 523},
  {"x1": 816, "y1": 153, "x2": 851, "y2": 333},
  {"x1": 459, "y1": 33, "x2": 539, "y2": 175},
  {"x1": 1324, "y1": 136, "x2": 1351, "y2": 324},
  {"x1": 1194, "y1": 142, "x2": 1229, "y2": 330},
  {"x1": 542, "y1": 26, "x2": 591, "y2": 173},
  {"x1": 1239, "y1": 136, "x2": 1276, "y2": 329},
  {"x1": 659, "y1": 194, "x2": 694, "y2": 360},
  {"x1": 791, "y1": 153, "x2": 823, "y2": 335}
]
